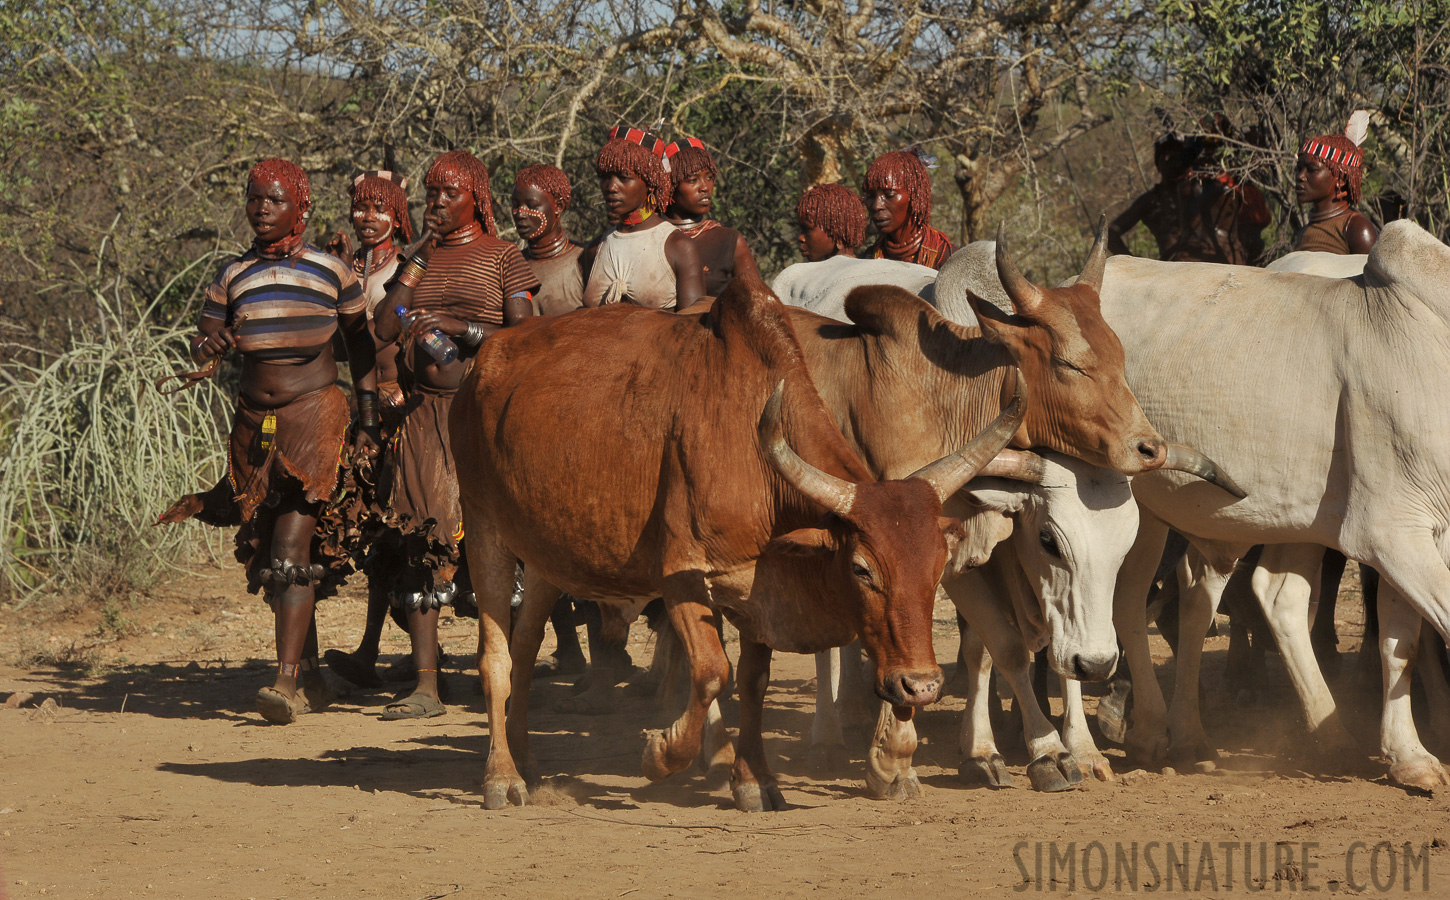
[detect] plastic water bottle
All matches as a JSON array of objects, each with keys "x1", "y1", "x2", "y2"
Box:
[{"x1": 395, "y1": 305, "x2": 458, "y2": 365}]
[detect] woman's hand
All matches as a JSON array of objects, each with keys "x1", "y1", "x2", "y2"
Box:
[
  {"x1": 403, "y1": 230, "x2": 438, "y2": 265},
  {"x1": 404, "y1": 309, "x2": 468, "y2": 338},
  {"x1": 324, "y1": 231, "x2": 354, "y2": 261},
  {"x1": 192, "y1": 327, "x2": 237, "y2": 361},
  {"x1": 378, "y1": 380, "x2": 405, "y2": 409},
  {"x1": 353, "y1": 426, "x2": 382, "y2": 460}
]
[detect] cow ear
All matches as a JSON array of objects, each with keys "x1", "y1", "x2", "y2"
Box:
[
  {"x1": 942, "y1": 510, "x2": 1013, "y2": 570},
  {"x1": 765, "y1": 527, "x2": 836, "y2": 557},
  {"x1": 938, "y1": 516, "x2": 966, "y2": 557},
  {"x1": 960, "y1": 483, "x2": 1027, "y2": 515},
  {"x1": 967, "y1": 289, "x2": 1027, "y2": 347}
]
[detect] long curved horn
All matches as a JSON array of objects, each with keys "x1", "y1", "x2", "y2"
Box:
[
  {"x1": 975, "y1": 449, "x2": 1047, "y2": 484},
  {"x1": 1162, "y1": 443, "x2": 1247, "y2": 499},
  {"x1": 995, "y1": 223, "x2": 1044, "y2": 318},
  {"x1": 909, "y1": 369, "x2": 1029, "y2": 502},
  {"x1": 758, "y1": 380, "x2": 857, "y2": 516},
  {"x1": 1078, "y1": 213, "x2": 1109, "y2": 292}
]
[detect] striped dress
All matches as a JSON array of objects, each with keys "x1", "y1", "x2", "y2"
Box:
[{"x1": 201, "y1": 245, "x2": 366, "y2": 357}]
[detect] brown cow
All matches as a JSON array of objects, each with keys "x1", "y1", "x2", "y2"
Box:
[
  {"x1": 450, "y1": 276, "x2": 1024, "y2": 811},
  {"x1": 782, "y1": 230, "x2": 1243, "y2": 792}
]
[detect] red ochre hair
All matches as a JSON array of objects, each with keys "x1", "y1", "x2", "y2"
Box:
[
  {"x1": 426, "y1": 150, "x2": 498, "y2": 237},
  {"x1": 797, "y1": 183, "x2": 868, "y2": 250},
  {"x1": 515, "y1": 164, "x2": 573, "y2": 213},
  {"x1": 350, "y1": 173, "x2": 414, "y2": 244},
  {"x1": 862, "y1": 150, "x2": 933, "y2": 232},
  {"x1": 247, "y1": 158, "x2": 311, "y2": 237},
  {"x1": 667, "y1": 141, "x2": 718, "y2": 189},
  {"x1": 596, "y1": 138, "x2": 672, "y2": 214},
  {"x1": 1300, "y1": 133, "x2": 1365, "y2": 205}
]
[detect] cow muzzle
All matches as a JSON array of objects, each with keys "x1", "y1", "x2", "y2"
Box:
[
  {"x1": 877, "y1": 668, "x2": 944, "y2": 707},
  {"x1": 1071, "y1": 652, "x2": 1117, "y2": 683}
]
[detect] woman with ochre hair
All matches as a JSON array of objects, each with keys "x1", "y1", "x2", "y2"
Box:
[
  {"x1": 159, "y1": 157, "x2": 379, "y2": 724},
  {"x1": 369, "y1": 149, "x2": 539, "y2": 719},
  {"x1": 795, "y1": 183, "x2": 868, "y2": 261},
  {"x1": 581, "y1": 126, "x2": 705, "y2": 312},
  {"x1": 1292, "y1": 112, "x2": 1378, "y2": 255},
  {"x1": 660, "y1": 137, "x2": 759, "y2": 296},
  {"x1": 321, "y1": 169, "x2": 420, "y2": 690},
  {"x1": 512, "y1": 163, "x2": 585, "y2": 316},
  {"x1": 861, "y1": 149, "x2": 955, "y2": 270}
]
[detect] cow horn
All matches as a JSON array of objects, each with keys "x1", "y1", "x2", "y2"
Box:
[
  {"x1": 759, "y1": 380, "x2": 857, "y2": 516},
  {"x1": 975, "y1": 449, "x2": 1047, "y2": 484},
  {"x1": 909, "y1": 369, "x2": 1029, "y2": 502},
  {"x1": 996, "y1": 224, "x2": 1044, "y2": 317},
  {"x1": 1162, "y1": 443, "x2": 1248, "y2": 499},
  {"x1": 1078, "y1": 214, "x2": 1109, "y2": 292}
]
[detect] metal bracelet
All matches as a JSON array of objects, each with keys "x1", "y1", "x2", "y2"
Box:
[{"x1": 458, "y1": 321, "x2": 485, "y2": 348}]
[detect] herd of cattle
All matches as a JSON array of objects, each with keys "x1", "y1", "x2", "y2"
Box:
[{"x1": 446, "y1": 219, "x2": 1450, "y2": 811}]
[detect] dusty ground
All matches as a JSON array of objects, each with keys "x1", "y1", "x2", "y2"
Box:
[{"x1": 2, "y1": 565, "x2": 1449, "y2": 898}]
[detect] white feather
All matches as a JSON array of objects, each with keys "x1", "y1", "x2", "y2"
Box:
[{"x1": 1345, "y1": 110, "x2": 1371, "y2": 146}]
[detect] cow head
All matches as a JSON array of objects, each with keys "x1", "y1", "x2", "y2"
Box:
[
  {"x1": 958, "y1": 451, "x2": 1136, "y2": 681},
  {"x1": 941, "y1": 222, "x2": 1244, "y2": 496},
  {"x1": 959, "y1": 222, "x2": 1164, "y2": 475},
  {"x1": 759, "y1": 373, "x2": 1028, "y2": 707}
]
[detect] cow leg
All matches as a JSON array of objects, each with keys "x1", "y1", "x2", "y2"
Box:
[
  {"x1": 504, "y1": 566, "x2": 564, "y2": 780},
  {"x1": 957, "y1": 624, "x2": 1014, "y2": 788},
  {"x1": 1363, "y1": 531, "x2": 1450, "y2": 788},
  {"x1": 641, "y1": 577, "x2": 730, "y2": 784},
  {"x1": 467, "y1": 523, "x2": 530, "y2": 809},
  {"x1": 1418, "y1": 630, "x2": 1450, "y2": 755},
  {"x1": 809, "y1": 649, "x2": 850, "y2": 777},
  {"x1": 1312, "y1": 548, "x2": 1348, "y2": 673},
  {"x1": 1113, "y1": 513, "x2": 1171, "y2": 766},
  {"x1": 1250, "y1": 544, "x2": 1357, "y2": 766},
  {"x1": 1376, "y1": 585, "x2": 1450, "y2": 789},
  {"x1": 838, "y1": 639, "x2": 877, "y2": 730},
  {"x1": 1060, "y1": 676, "x2": 1114, "y2": 781},
  {"x1": 944, "y1": 570, "x2": 1081, "y2": 792},
  {"x1": 1165, "y1": 546, "x2": 1232, "y2": 770},
  {"x1": 732, "y1": 638, "x2": 785, "y2": 811}
]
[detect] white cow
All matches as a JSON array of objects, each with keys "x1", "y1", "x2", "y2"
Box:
[
  {"x1": 939, "y1": 222, "x2": 1450, "y2": 789},
  {"x1": 779, "y1": 240, "x2": 1152, "y2": 791},
  {"x1": 771, "y1": 256, "x2": 939, "y2": 321}
]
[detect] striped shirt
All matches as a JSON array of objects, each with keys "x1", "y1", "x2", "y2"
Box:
[
  {"x1": 411, "y1": 235, "x2": 539, "y2": 327},
  {"x1": 201, "y1": 246, "x2": 365, "y2": 358}
]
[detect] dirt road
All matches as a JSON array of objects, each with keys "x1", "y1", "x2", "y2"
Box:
[{"x1": 2, "y1": 567, "x2": 1447, "y2": 898}]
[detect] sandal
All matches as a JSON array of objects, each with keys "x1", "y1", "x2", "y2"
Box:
[
  {"x1": 380, "y1": 692, "x2": 446, "y2": 720},
  {"x1": 300, "y1": 677, "x2": 339, "y2": 714},
  {"x1": 256, "y1": 686, "x2": 306, "y2": 725},
  {"x1": 324, "y1": 649, "x2": 384, "y2": 689}
]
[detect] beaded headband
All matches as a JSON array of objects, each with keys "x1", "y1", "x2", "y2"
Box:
[
  {"x1": 608, "y1": 126, "x2": 666, "y2": 157},
  {"x1": 1299, "y1": 138, "x2": 1363, "y2": 170},
  {"x1": 353, "y1": 169, "x2": 409, "y2": 191},
  {"x1": 663, "y1": 137, "x2": 705, "y2": 159}
]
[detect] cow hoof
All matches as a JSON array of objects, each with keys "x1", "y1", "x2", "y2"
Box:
[
  {"x1": 864, "y1": 765, "x2": 919, "y2": 800},
  {"x1": 1388, "y1": 757, "x2": 1450, "y2": 792},
  {"x1": 959, "y1": 753, "x2": 1016, "y2": 788},
  {"x1": 1124, "y1": 731, "x2": 1170, "y2": 768},
  {"x1": 482, "y1": 776, "x2": 529, "y2": 810},
  {"x1": 1079, "y1": 754, "x2": 1115, "y2": 782},
  {"x1": 732, "y1": 781, "x2": 787, "y2": 812},
  {"x1": 807, "y1": 743, "x2": 851, "y2": 778},
  {"x1": 1027, "y1": 752, "x2": 1084, "y2": 792},
  {"x1": 883, "y1": 768, "x2": 921, "y2": 800},
  {"x1": 1168, "y1": 740, "x2": 1219, "y2": 771},
  {"x1": 1096, "y1": 680, "x2": 1131, "y2": 745},
  {"x1": 641, "y1": 730, "x2": 682, "y2": 782}
]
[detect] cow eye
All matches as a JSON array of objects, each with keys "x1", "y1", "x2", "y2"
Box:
[
  {"x1": 1039, "y1": 527, "x2": 1061, "y2": 558},
  {"x1": 851, "y1": 562, "x2": 871, "y2": 581}
]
